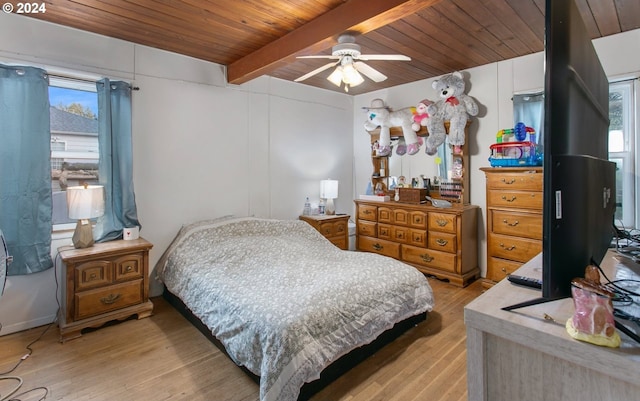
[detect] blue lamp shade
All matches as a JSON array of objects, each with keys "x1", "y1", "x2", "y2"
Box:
[
  {"x1": 67, "y1": 185, "x2": 105, "y2": 248},
  {"x1": 320, "y1": 180, "x2": 339, "y2": 215}
]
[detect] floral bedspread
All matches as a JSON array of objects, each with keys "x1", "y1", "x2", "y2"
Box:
[{"x1": 157, "y1": 216, "x2": 434, "y2": 401}]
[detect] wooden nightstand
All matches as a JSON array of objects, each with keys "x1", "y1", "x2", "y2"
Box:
[
  {"x1": 58, "y1": 238, "x2": 154, "y2": 342},
  {"x1": 299, "y1": 214, "x2": 350, "y2": 250}
]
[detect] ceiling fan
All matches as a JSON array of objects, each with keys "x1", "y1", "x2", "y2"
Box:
[{"x1": 294, "y1": 34, "x2": 411, "y2": 92}]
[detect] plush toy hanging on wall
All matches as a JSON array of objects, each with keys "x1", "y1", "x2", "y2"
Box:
[
  {"x1": 364, "y1": 98, "x2": 421, "y2": 156},
  {"x1": 412, "y1": 99, "x2": 433, "y2": 132},
  {"x1": 425, "y1": 71, "x2": 479, "y2": 155}
]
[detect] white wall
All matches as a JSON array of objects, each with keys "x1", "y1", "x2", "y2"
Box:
[
  {"x1": 0, "y1": 13, "x2": 353, "y2": 335},
  {"x1": 354, "y1": 28, "x2": 640, "y2": 279}
]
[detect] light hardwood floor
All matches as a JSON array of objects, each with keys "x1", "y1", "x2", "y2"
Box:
[{"x1": 0, "y1": 277, "x2": 484, "y2": 401}]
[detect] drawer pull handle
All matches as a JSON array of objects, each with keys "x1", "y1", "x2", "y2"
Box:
[
  {"x1": 100, "y1": 293, "x2": 121, "y2": 305},
  {"x1": 503, "y1": 219, "x2": 519, "y2": 227},
  {"x1": 373, "y1": 243, "x2": 383, "y2": 251},
  {"x1": 421, "y1": 254, "x2": 434, "y2": 262},
  {"x1": 436, "y1": 219, "x2": 448, "y2": 227},
  {"x1": 337, "y1": 227, "x2": 344, "y2": 232},
  {"x1": 436, "y1": 239, "x2": 448, "y2": 246},
  {"x1": 363, "y1": 210, "x2": 372, "y2": 215},
  {"x1": 501, "y1": 267, "x2": 507, "y2": 273},
  {"x1": 125, "y1": 265, "x2": 133, "y2": 272},
  {"x1": 501, "y1": 195, "x2": 517, "y2": 202},
  {"x1": 501, "y1": 178, "x2": 516, "y2": 184},
  {"x1": 499, "y1": 243, "x2": 516, "y2": 251},
  {"x1": 90, "y1": 273, "x2": 97, "y2": 280}
]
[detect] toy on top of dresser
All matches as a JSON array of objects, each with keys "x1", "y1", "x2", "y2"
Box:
[{"x1": 425, "y1": 71, "x2": 479, "y2": 155}]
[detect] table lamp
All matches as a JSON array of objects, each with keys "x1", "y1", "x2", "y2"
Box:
[
  {"x1": 320, "y1": 179, "x2": 339, "y2": 215},
  {"x1": 67, "y1": 184, "x2": 105, "y2": 249}
]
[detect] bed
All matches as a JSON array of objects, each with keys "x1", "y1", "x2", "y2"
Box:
[{"x1": 156, "y1": 216, "x2": 434, "y2": 401}]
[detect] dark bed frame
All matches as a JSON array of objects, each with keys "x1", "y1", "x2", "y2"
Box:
[{"x1": 163, "y1": 289, "x2": 427, "y2": 400}]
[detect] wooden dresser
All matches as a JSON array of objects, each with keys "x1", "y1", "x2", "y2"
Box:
[
  {"x1": 481, "y1": 167, "x2": 543, "y2": 287},
  {"x1": 354, "y1": 200, "x2": 479, "y2": 287},
  {"x1": 299, "y1": 214, "x2": 350, "y2": 250},
  {"x1": 58, "y1": 238, "x2": 154, "y2": 342}
]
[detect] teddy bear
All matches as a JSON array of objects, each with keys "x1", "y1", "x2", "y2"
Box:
[
  {"x1": 363, "y1": 98, "x2": 421, "y2": 156},
  {"x1": 412, "y1": 99, "x2": 433, "y2": 131},
  {"x1": 425, "y1": 71, "x2": 478, "y2": 155}
]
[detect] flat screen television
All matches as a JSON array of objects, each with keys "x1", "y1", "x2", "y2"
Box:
[{"x1": 503, "y1": 0, "x2": 616, "y2": 311}]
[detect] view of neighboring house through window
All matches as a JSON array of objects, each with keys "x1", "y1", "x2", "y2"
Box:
[{"x1": 49, "y1": 77, "x2": 99, "y2": 227}]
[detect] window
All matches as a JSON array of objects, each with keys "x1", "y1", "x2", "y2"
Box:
[
  {"x1": 49, "y1": 78, "x2": 99, "y2": 227},
  {"x1": 514, "y1": 78, "x2": 639, "y2": 229},
  {"x1": 608, "y1": 79, "x2": 637, "y2": 229}
]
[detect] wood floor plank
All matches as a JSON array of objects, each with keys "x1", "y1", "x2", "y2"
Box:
[{"x1": 0, "y1": 277, "x2": 484, "y2": 401}]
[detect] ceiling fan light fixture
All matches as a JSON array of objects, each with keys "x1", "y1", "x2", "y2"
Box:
[
  {"x1": 342, "y1": 63, "x2": 364, "y2": 86},
  {"x1": 327, "y1": 66, "x2": 344, "y2": 87}
]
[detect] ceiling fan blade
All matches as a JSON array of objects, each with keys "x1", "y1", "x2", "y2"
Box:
[
  {"x1": 294, "y1": 61, "x2": 339, "y2": 82},
  {"x1": 357, "y1": 54, "x2": 411, "y2": 61},
  {"x1": 354, "y1": 62, "x2": 387, "y2": 82},
  {"x1": 296, "y1": 55, "x2": 340, "y2": 59}
]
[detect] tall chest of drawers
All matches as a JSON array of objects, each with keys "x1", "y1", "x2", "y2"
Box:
[
  {"x1": 481, "y1": 167, "x2": 543, "y2": 286},
  {"x1": 355, "y1": 200, "x2": 479, "y2": 287}
]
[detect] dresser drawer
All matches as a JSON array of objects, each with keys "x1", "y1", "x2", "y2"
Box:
[
  {"x1": 490, "y1": 210, "x2": 542, "y2": 240},
  {"x1": 486, "y1": 171, "x2": 543, "y2": 191},
  {"x1": 402, "y1": 244, "x2": 456, "y2": 273},
  {"x1": 488, "y1": 233, "x2": 542, "y2": 263},
  {"x1": 315, "y1": 220, "x2": 347, "y2": 238},
  {"x1": 358, "y1": 204, "x2": 378, "y2": 221},
  {"x1": 75, "y1": 279, "x2": 144, "y2": 320},
  {"x1": 409, "y1": 211, "x2": 427, "y2": 228},
  {"x1": 114, "y1": 254, "x2": 144, "y2": 282},
  {"x1": 487, "y1": 257, "x2": 523, "y2": 282},
  {"x1": 358, "y1": 236, "x2": 400, "y2": 259},
  {"x1": 358, "y1": 220, "x2": 377, "y2": 237},
  {"x1": 487, "y1": 190, "x2": 542, "y2": 210},
  {"x1": 428, "y1": 231, "x2": 457, "y2": 253},
  {"x1": 429, "y1": 212, "x2": 457, "y2": 234},
  {"x1": 408, "y1": 228, "x2": 427, "y2": 247},
  {"x1": 75, "y1": 260, "x2": 113, "y2": 291}
]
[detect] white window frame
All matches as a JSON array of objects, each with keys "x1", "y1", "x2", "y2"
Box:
[
  {"x1": 608, "y1": 79, "x2": 637, "y2": 229},
  {"x1": 49, "y1": 76, "x2": 99, "y2": 232}
]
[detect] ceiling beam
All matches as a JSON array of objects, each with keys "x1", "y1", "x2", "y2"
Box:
[{"x1": 227, "y1": 0, "x2": 442, "y2": 84}]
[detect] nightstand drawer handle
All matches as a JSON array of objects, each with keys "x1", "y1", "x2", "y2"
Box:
[
  {"x1": 100, "y1": 293, "x2": 121, "y2": 305},
  {"x1": 501, "y1": 195, "x2": 517, "y2": 202},
  {"x1": 373, "y1": 243, "x2": 383, "y2": 251},
  {"x1": 501, "y1": 178, "x2": 516, "y2": 184},
  {"x1": 436, "y1": 219, "x2": 448, "y2": 227},
  {"x1": 499, "y1": 243, "x2": 516, "y2": 251},
  {"x1": 503, "y1": 219, "x2": 519, "y2": 227},
  {"x1": 420, "y1": 253, "x2": 434, "y2": 262},
  {"x1": 436, "y1": 239, "x2": 448, "y2": 246}
]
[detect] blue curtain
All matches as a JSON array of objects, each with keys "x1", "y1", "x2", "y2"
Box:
[
  {"x1": 0, "y1": 64, "x2": 53, "y2": 275},
  {"x1": 94, "y1": 79, "x2": 140, "y2": 242}
]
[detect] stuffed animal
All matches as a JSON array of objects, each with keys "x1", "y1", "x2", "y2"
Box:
[
  {"x1": 412, "y1": 99, "x2": 433, "y2": 131},
  {"x1": 364, "y1": 98, "x2": 421, "y2": 156},
  {"x1": 425, "y1": 71, "x2": 478, "y2": 155}
]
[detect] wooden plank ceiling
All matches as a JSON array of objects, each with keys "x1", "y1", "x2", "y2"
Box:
[{"x1": 23, "y1": 0, "x2": 640, "y2": 95}]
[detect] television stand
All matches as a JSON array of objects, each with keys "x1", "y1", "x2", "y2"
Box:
[{"x1": 465, "y1": 251, "x2": 640, "y2": 401}]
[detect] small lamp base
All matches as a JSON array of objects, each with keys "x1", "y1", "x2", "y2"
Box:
[
  {"x1": 72, "y1": 219, "x2": 95, "y2": 249},
  {"x1": 325, "y1": 198, "x2": 336, "y2": 215}
]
